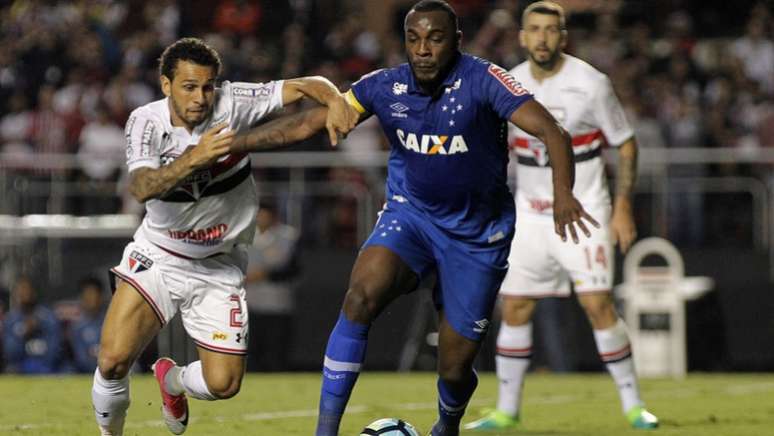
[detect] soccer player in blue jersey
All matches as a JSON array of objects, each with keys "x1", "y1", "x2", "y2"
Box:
[{"x1": 231, "y1": 1, "x2": 597, "y2": 435}]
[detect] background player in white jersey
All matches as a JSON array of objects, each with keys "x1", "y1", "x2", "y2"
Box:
[
  {"x1": 465, "y1": 2, "x2": 658, "y2": 431},
  {"x1": 91, "y1": 37, "x2": 356, "y2": 436}
]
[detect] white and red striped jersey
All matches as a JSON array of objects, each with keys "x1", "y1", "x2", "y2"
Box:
[
  {"x1": 125, "y1": 80, "x2": 284, "y2": 258},
  {"x1": 509, "y1": 55, "x2": 633, "y2": 219}
]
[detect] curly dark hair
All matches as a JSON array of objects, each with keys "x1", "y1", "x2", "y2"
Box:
[{"x1": 158, "y1": 37, "x2": 222, "y2": 80}]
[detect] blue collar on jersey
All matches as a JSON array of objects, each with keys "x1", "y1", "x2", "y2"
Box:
[{"x1": 406, "y1": 51, "x2": 463, "y2": 96}]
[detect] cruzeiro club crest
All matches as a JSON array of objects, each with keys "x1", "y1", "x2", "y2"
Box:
[{"x1": 128, "y1": 251, "x2": 154, "y2": 273}]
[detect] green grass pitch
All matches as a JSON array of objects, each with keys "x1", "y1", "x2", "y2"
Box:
[{"x1": 1, "y1": 373, "x2": 773, "y2": 435}]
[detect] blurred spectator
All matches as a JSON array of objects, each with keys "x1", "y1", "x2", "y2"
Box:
[
  {"x1": 0, "y1": 91, "x2": 34, "y2": 170},
  {"x1": 29, "y1": 84, "x2": 69, "y2": 171},
  {"x1": 732, "y1": 14, "x2": 774, "y2": 95},
  {"x1": 2, "y1": 276, "x2": 62, "y2": 374},
  {"x1": 69, "y1": 276, "x2": 106, "y2": 373},
  {"x1": 77, "y1": 103, "x2": 125, "y2": 182},
  {"x1": 245, "y1": 200, "x2": 300, "y2": 371},
  {"x1": 214, "y1": 0, "x2": 262, "y2": 38}
]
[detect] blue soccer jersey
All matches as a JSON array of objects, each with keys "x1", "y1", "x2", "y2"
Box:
[{"x1": 347, "y1": 53, "x2": 533, "y2": 247}]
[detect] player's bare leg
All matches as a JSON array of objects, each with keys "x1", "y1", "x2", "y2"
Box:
[
  {"x1": 578, "y1": 292, "x2": 658, "y2": 429},
  {"x1": 465, "y1": 297, "x2": 536, "y2": 431},
  {"x1": 316, "y1": 246, "x2": 417, "y2": 436},
  {"x1": 93, "y1": 279, "x2": 162, "y2": 436},
  {"x1": 429, "y1": 312, "x2": 482, "y2": 436},
  {"x1": 152, "y1": 340, "x2": 246, "y2": 435}
]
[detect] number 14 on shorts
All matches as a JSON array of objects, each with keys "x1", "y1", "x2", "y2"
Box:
[{"x1": 583, "y1": 245, "x2": 608, "y2": 270}]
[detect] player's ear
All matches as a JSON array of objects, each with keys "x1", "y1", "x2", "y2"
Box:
[
  {"x1": 519, "y1": 29, "x2": 526, "y2": 48},
  {"x1": 456, "y1": 30, "x2": 463, "y2": 47},
  {"x1": 560, "y1": 29, "x2": 568, "y2": 50},
  {"x1": 160, "y1": 75, "x2": 172, "y2": 97}
]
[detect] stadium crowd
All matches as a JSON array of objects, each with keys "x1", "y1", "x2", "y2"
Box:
[{"x1": 0, "y1": 0, "x2": 771, "y2": 373}]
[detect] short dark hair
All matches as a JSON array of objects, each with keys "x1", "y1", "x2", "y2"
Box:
[
  {"x1": 158, "y1": 37, "x2": 222, "y2": 80},
  {"x1": 409, "y1": 0, "x2": 459, "y2": 31},
  {"x1": 522, "y1": 1, "x2": 566, "y2": 30}
]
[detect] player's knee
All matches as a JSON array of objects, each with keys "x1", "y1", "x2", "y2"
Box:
[
  {"x1": 581, "y1": 297, "x2": 617, "y2": 328},
  {"x1": 205, "y1": 374, "x2": 242, "y2": 399},
  {"x1": 97, "y1": 348, "x2": 132, "y2": 379},
  {"x1": 437, "y1": 362, "x2": 470, "y2": 385},
  {"x1": 342, "y1": 283, "x2": 378, "y2": 323},
  {"x1": 501, "y1": 298, "x2": 535, "y2": 325}
]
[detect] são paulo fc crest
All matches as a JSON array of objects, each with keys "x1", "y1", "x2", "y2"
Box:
[{"x1": 128, "y1": 251, "x2": 153, "y2": 273}]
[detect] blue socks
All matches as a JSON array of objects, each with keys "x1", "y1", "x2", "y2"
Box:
[
  {"x1": 316, "y1": 312, "x2": 370, "y2": 436},
  {"x1": 432, "y1": 371, "x2": 479, "y2": 435}
]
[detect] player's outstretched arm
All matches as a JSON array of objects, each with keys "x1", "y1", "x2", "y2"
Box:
[
  {"x1": 129, "y1": 123, "x2": 234, "y2": 202},
  {"x1": 231, "y1": 99, "x2": 368, "y2": 153},
  {"x1": 230, "y1": 106, "x2": 328, "y2": 154},
  {"x1": 282, "y1": 76, "x2": 358, "y2": 144},
  {"x1": 611, "y1": 137, "x2": 638, "y2": 253},
  {"x1": 510, "y1": 99, "x2": 599, "y2": 243}
]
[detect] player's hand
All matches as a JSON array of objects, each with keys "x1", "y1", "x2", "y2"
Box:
[
  {"x1": 190, "y1": 123, "x2": 235, "y2": 168},
  {"x1": 553, "y1": 190, "x2": 600, "y2": 244},
  {"x1": 611, "y1": 200, "x2": 637, "y2": 253},
  {"x1": 325, "y1": 94, "x2": 359, "y2": 147}
]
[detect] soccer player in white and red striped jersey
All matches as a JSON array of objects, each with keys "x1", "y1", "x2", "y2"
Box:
[
  {"x1": 90, "y1": 37, "x2": 356, "y2": 436},
  {"x1": 465, "y1": 2, "x2": 658, "y2": 431}
]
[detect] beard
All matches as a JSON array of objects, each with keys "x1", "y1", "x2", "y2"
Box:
[
  {"x1": 170, "y1": 97, "x2": 210, "y2": 127},
  {"x1": 529, "y1": 48, "x2": 561, "y2": 70}
]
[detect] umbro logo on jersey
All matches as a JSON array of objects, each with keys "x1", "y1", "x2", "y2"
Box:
[
  {"x1": 473, "y1": 318, "x2": 490, "y2": 333},
  {"x1": 390, "y1": 102, "x2": 409, "y2": 118},
  {"x1": 129, "y1": 251, "x2": 153, "y2": 273},
  {"x1": 396, "y1": 129, "x2": 469, "y2": 155},
  {"x1": 392, "y1": 82, "x2": 408, "y2": 95}
]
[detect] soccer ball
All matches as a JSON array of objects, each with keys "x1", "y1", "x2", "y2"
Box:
[{"x1": 360, "y1": 418, "x2": 421, "y2": 436}]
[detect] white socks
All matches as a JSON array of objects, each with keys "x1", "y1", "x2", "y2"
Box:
[
  {"x1": 180, "y1": 360, "x2": 217, "y2": 401},
  {"x1": 92, "y1": 368, "x2": 130, "y2": 433},
  {"x1": 593, "y1": 318, "x2": 643, "y2": 413},
  {"x1": 495, "y1": 322, "x2": 533, "y2": 417}
]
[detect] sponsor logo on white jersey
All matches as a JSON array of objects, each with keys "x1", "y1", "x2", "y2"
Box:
[
  {"x1": 168, "y1": 223, "x2": 229, "y2": 246},
  {"x1": 232, "y1": 86, "x2": 272, "y2": 98},
  {"x1": 396, "y1": 129, "x2": 469, "y2": 155}
]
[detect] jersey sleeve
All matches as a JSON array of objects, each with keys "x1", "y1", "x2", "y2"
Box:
[
  {"x1": 481, "y1": 63, "x2": 533, "y2": 120},
  {"x1": 348, "y1": 69, "x2": 384, "y2": 115},
  {"x1": 125, "y1": 109, "x2": 162, "y2": 172},
  {"x1": 223, "y1": 80, "x2": 285, "y2": 129},
  {"x1": 592, "y1": 76, "x2": 634, "y2": 147}
]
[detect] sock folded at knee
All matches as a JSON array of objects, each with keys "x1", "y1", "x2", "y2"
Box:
[
  {"x1": 496, "y1": 322, "x2": 532, "y2": 417},
  {"x1": 92, "y1": 368, "x2": 130, "y2": 428},
  {"x1": 593, "y1": 318, "x2": 642, "y2": 413},
  {"x1": 437, "y1": 370, "x2": 478, "y2": 429},
  {"x1": 317, "y1": 312, "x2": 370, "y2": 436},
  {"x1": 181, "y1": 360, "x2": 217, "y2": 401}
]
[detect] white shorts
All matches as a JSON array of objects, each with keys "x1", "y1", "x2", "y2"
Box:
[
  {"x1": 500, "y1": 210, "x2": 614, "y2": 298},
  {"x1": 110, "y1": 238, "x2": 249, "y2": 355}
]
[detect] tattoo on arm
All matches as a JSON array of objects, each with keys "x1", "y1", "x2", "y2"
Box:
[
  {"x1": 615, "y1": 140, "x2": 638, "y2": 199},
  {"x1": 128, "y1": 152, "x2": 197, "y2": 203},
  {"x1": 231, "y1": 108, "x2": 327, "y2": 154}
]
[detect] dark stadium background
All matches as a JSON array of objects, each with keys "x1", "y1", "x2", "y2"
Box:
[{"x1": 0, "y1": 0, "x2": 772, "y2": 374}]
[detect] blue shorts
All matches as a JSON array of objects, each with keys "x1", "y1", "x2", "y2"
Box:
[{"x1": 362, "y1": 201, "x2": 510, "y2": 341}]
